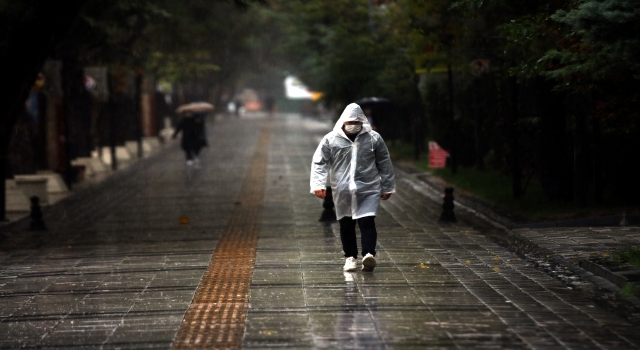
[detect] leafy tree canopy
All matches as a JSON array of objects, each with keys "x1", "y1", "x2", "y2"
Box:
[{"x1": 543, "y1": 0, "x2": 640, "y2": 83}]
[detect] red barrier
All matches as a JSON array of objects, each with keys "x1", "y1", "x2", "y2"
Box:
[{"x1": 429, "y1": 141, "x2": 450, "y2": 168}]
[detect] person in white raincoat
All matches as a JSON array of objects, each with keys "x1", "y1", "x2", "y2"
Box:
[{"x1": 310, "y1": 103, "x2": 395, "y2": 272}]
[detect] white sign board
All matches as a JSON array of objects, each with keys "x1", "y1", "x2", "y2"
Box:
[{"x1": 284, "y1": 76, "x2": 313, "y2": 100}]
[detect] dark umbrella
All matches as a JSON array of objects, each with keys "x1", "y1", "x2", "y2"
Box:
[
  {"x1": 353, "y1": 97, "x2": 396, "y2": 133},
  {"x1": 175, "y1": 102, "x2": 214, "y2": 114},
  {"x1": 354, "y1": 97, "x2": 391, "y2": 105}
]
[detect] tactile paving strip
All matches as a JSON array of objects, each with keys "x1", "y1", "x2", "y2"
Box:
[{"x1": 172, "y1": 122, "x2": 270, "y2": 349}]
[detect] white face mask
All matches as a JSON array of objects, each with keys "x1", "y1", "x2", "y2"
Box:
[{"x1": 344, "y1": 124, "x2": 362, "y2": 134}]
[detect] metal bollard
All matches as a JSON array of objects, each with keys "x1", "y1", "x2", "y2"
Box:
[
  {"x1": 29, "y1": 196, "x2": 47, "y2": 231},
  {"x1": 318, "y1": 186, "x2": 337, "y2": 222},
  {"x1": 438, "y1": 187, "x2": 457, "y2": 222}
]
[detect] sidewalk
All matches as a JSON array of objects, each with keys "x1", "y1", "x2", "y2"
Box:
[
  {"x1": 398, "y1": 165, "x2": 640, "y2": 313},
  {"x1": 2, "y1": 137, "x2": 175, "y2": 225},
  {"x1": 0, "y1": 112, "x2": 639, "y2": 349}
]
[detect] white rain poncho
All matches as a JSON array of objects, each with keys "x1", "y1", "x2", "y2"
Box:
[{"x1": 310, "y1": 103, "x2": 396, "y2": 220}]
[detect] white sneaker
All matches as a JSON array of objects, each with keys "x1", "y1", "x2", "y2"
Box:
[
  {"x1": 343, "y1": 257, "x2": 357, "y2": 272},
  {"x1": 186, "y1": 160, "x2": 194, "y2": 166},
  {"x1": 362, "y1": 253, "x2": 377, "y2": 272}
]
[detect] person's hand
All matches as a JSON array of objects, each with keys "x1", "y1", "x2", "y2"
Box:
[
  {"x1": 314, "y1": 189, "x2": 326, "y2": 199},
  {"x1": 381, "y1": 193, "x2": 392, "y2": 200}
]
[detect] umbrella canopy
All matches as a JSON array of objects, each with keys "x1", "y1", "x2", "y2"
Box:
[
  {"x1": 176, "y1": 102, "x2": 214, "y2": 114},
  {"x1": 354, "y1": 97, "x2": 391, "y2": 105},
  {"x1": 352, "y1": 97, "x2": 397, "y2": 134}
]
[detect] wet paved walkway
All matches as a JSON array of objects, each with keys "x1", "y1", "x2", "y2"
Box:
[
  {"x1": 1, "y1": 112, "x2": 639, "y2": 349},
  {"x1": 513, "y1": 226, "x2": 640, "y2": 266}
]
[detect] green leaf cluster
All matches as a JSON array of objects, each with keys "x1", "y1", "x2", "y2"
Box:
[
  {"x1": 48, "y1": 0, "x2": 268, "y2": 89},
  {"x1": 273, "y1": 0, "x2": 382, "y2": 106},
  {"x1": 617, "y1": 248, "x2": 640, "y2": 269},
  {"x1": 543, "y1": 0, "x2": 640, "y2": 85}
]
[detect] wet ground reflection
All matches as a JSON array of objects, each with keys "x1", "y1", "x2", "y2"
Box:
[{"x1": 330, "y1": 272, "x2": 381, "y2": 348}]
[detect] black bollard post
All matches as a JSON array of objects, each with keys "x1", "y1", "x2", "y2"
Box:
[
  {"x1": 29, "y1": 196, "x2": 47, "y2": 231},
  {"x1": 438, "y1": 187, "x2": 457, "y2": 222},
  {"x1": 318, "y1": 186, "x2": 337, "y2": 222}
]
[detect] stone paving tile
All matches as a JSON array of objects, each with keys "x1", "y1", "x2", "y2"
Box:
[
  {"x1": 249, "y1": 288, "x2": 306, "y2": 309},
  {"x1": 38, "y1": 318, "x2": 119, "y2": 347},
  {"x1": 243, "y1": 311, "x2": 311, "y2": 347},
  {"x1": 0, "y1": 320, "x2": 60, "y2": 348},
  {"x1": 514, "y1": 226, "x2": 640, "y2": 263},
  {"x1": 74, "y1": 294, "x2": 139, "y2": 315}
]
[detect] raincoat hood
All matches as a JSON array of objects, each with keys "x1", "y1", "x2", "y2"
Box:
[
  {"x1": 312, "y1": 103, "x2": 396, "y2": 220},
  {"x1": 333, "y1": 103, "x2": 372, "y2": 134}
]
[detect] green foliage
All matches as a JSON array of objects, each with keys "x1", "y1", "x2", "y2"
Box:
[
  {"x1": 544, "y1": 0, "x2": 640, "y2": 84},
  {"x1": 272, "y1": 0, "x2": 427, "y2": 146},
  {"x1": 132, "y1": 0, "x2": 268, "y2": 95},
  {"x1": 430, "y1": 167, "x2": 563, "y2": 218},
  {"x1": 69, "y1": 0, "x2": 169, "y2": 65},
  {"x1": 387, "y1": 140, "x2": 428, "y2": 162},
  {"x1": 617, "y1": 248, "x2": 640, "y2": 269},
  {"x1": 500, "y1": 15, "x2": 554, "y2": 80},
  {"x1": 559, "y1": 1, "x2": 640, "y2": 57},
  {"x1": 147, "y1": 52, "x2": 221, "y2": 83},
  {"x1": 0, "y1": 1, "x2": 27, "y2": 26},
  {"x1": 498, "y1": 0, "x2": 640, "y2": 90},
  {"x1": 424, "y1": 165, "x2": 636, "y2": 219},
  {"x1": 420, "y1": 75, "x2": 450, "y2": 146},
  {"x1": 403, "y1": 0, "x2": 464, "y2": 72},
  {"x1": 621, "y1": 283, "x2": 638, "y2": 297},
  {"x1": 48, "y1": 0, "x2": 269, "y2": 90},
  {"x1": 274, "y1": 0, "x2": 384, "y2": 106}
]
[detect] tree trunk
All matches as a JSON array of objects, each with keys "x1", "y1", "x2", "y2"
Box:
[
  {"x1": 538, "y1": 79, "x2": 571, "y2": 200},
  {"x1": 134, "y1": 67, "x2": 144, "y2": 158},
  {"x1": 107, "y1": 95, "x2": 119, "y2": 171},
  {"x1": 412, "y1": 110, "x2": 420, "y2": 160},
  {"x1": 0, "y1": 0, "x2": 90, "y2": 221},
  {"x1": 447, "y1": 62, "x2": 457, "y2": 174},
  {"x1": 473, "y1": 78, "x2": 484, "y2": 170},
  {"x1": 61, "y1": 53, "x2": 83, "y2": 189},
  {"x1": 411, "y1": 71, "x2": 425, "y2": 160},
  {"x1": 573, "y1": 93, "x2": 588, "y2": 208},
  {"x1": 0, "y1": 138, "x2": 8, "y2": 221},
  {"x1": 592, "y1": 115, "x2": 603, "y2": 205},
  {"x1": 508, "y1": 77, "x2": 522, "y2": 199}
]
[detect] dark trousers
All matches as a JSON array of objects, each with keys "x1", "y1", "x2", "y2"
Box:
[
  {"x1": 339, "y1": 216, "x2": 377, "y2": 259},
  {"x1": 184, "y1": 147, "x2": 201, "y2": 161}
]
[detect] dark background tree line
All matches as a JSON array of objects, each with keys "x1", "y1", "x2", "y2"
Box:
[
  {"x1": 270, "y1": 0, "x2": 640, "y2": 210},
  {"x1": 0, "y1": 0, "x2": 265, "y2": 220},
  {"x1": 2, "y1": 0, "x2": 639, "y2": 220}
]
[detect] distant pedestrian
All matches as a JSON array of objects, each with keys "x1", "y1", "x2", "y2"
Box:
[
  {"x1": 363, "y1": 107, "x2": 377, "y2": 131},
  {"x1": 172, "y1": 112, "x2": 205, "y2": 167},
  {"x1": 264, "y1": 96, "x2": 276, "y2": 117},
  {"x1": 310, "y1": 103, "x2": 396, "y2": 272},
  {"x1": 192, "y1": 112, "x2": 208, "y2": 147},
  {"x1": 234, "y1": 99, "x2": 243, "y2": 118}
]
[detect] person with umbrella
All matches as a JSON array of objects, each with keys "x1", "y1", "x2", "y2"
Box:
[
  {"x1": 310, "y1": 103, "x2": 396, "y2": 272},
  {"x1": 173, "y1": 102, "x2": 212, "y2": 167}
]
